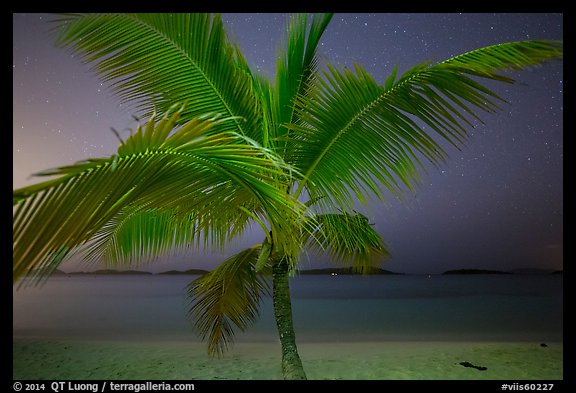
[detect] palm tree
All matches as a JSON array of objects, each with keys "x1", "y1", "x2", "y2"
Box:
[{"x1": 13, "y1": 13, "x2": 562, "y2": 380}]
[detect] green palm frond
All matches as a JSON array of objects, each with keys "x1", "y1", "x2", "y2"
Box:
[
  {"x1": 443, "y1": 39, "x2": 563, "y2": 79},
  {"x1": 13, "y1": 111, "x2": 301, "y2": 283},
  {"x1": 49, "y1": 13, "x2": 263, "y2": 141},
  {"x1": 187, "y1": 246, "x2": 272, "y2": 356},
  {"x1": 273, "y1": 13, "x2": 333, "y2": 156},
  {"x1": 302, "y1": 212, "x2": 390, "y2": 273},
  {"x1": 289, "y1": 40, "x2": 563, "y2": 211},
  {"x1": 251, "y1": 73, "x2": 278, "y2": 152},
  {"x1": 81, "y1": 208, "x2": 198, "y2": 267}
]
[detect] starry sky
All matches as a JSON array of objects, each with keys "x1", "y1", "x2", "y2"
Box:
[{"x1": 13, "y1": 13, "x2": 563, "y2": 274}]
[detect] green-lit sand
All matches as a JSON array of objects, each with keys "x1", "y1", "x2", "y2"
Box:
[{"x1": 13, "y1": 339, "x2": 562, "y2": 380}]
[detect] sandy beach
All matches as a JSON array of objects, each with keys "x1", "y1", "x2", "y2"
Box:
[{"x1": 13, "y1": 338, "x2": 562, "y2": 380}]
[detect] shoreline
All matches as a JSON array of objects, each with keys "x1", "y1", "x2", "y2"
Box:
[{"x1": 13, "y1": 338, "x2": 563, "y2": 380}]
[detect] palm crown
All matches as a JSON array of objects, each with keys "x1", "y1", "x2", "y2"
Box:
[{"x1": 13, "y1": 13, "x2": 562, "y2": 366}]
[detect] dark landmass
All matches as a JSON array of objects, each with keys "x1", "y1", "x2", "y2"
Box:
[
  {"x1": 298, "y1": 267, "x2": 402, "y2": 275},
  {"x1": 57, "y1": 268, "x2": 208, "y2": 275},
  {"x1": 442, "y1": 269, "x2": 512, "y2": 275},
  {"x1": 510, "y1": 268, "x2": 559, "y2": 275},
  {"x1": 68, "y1": 269, "x2": 153, "y2": 275},
  {"x1": 43, "y1": 267, "x2": 563, "y2": 276},
  {"x1": 443, "y1": 268, "x2": 562, "y2": 275},
  {"x1": 24, "y1": 269, "x2": 70, "y2": 276},
  {"x1": 156, "y1": 269, "x2": 209, "y2": 275}
]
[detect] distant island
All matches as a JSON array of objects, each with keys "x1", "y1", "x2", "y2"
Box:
[
  {"x1": 51, "y1": 268, "x2": 208, "y2": 276},
  {"x1": 442, "y1": 269, "x2": 512, "y2": 275},
  {"x1": 156, "y1": 269, "x2": 210, "y2": 275},
  {"x1": 510, "y1": 268, "x2": 562, "y2": 275},
  {"x1": 298, "y1": 267, "x2": 402, "y2": 275},
  {"x1": 43, "y1": 267, "x2": 562, "y2": 276},
  {"x1": 68, "y1": 269, "x2": 153, "y2": 275},
  {"x1": 442, "y1": 268, "x2": 562, "y2": 275}
]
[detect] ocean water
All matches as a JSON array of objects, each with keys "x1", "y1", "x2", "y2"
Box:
[{"x1": 12, "y1": 274, "x2": 563, "y2": 343}]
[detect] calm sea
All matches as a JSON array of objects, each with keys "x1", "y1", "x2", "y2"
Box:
[{"x1": 13, "y1": 274, "x2": 563, "y2": 343}]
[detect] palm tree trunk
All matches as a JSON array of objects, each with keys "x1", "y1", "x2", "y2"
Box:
[{"x1": 272, "y1": 258, "x2": 307, "y2": 380}]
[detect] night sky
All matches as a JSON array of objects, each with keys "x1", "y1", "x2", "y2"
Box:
[{"x1": 13, "y1": 13, "x2": 563, "y2": 274}]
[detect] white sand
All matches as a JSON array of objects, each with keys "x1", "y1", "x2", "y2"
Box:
[{"x1": 13, "y1": 338, "x2": 562, "y2": 380}]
